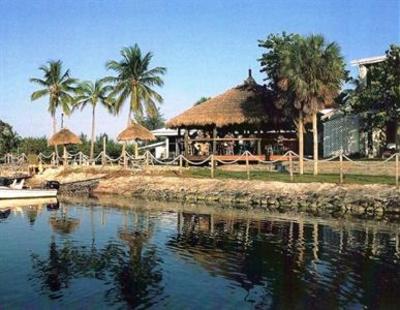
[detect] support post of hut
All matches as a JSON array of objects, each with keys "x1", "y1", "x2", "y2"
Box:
[
  {"x1": 289, "y1": 152, "x2": 294, "y2": 181},
  {"x1": 63, "y1": 146, "x2": 68, "y2": 167},
  {"x1": 211, "y1": 154, "x2": 215, "y2": 178},
  {"x1": 102, "y1": 136, "x2": 106, "y2": 166},
  {"x1": 339, "y1": 150, "x2": 343, "y2": 184},
  {"x1": 396, "y1": 153, "x2": 399, "y2": 188},
  {"x1": 134, "y1": 142, "x2": 138, "y2": 158},
  {"x1": 212, "y1": 127, "x2": 217, "y2": 154},
  {"x1": 179, "y1": 155, "x2": 183, "y2": 175},
  {"x1": 122, "y1": 143, "x2": 127, "y2": 169},
  {"x1": 246, "y1": 152, "x2": 250, "y2": 180},
  {"x1": 52, "y1": 152, "x2": 56, "y2": 166},
  {"x1": 184, "y1": 129, "x2": 189, "y2": 167},
  {"x1": 177, "y1": 128, "x2": 181, "y2": 155},
  {"x1": 257, "y1": 139, "x2": 261, "y2": 155}
]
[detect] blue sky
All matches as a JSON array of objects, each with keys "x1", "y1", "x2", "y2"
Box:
[{"x1": 0, "y1": 0, "x2": 399, "y2": 138}]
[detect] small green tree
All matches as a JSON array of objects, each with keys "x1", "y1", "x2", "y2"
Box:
[
  {"x1": 0, "y1": 120, "x2": 20, "y2": 156},
  {"x1": 343, "y1": 44, "x2": 400, "y2": 150},
  {"x1": 194, "y1": 97, "x2": 210, "y2": 106},
  {"x1": 135, "y1": 107, "x2": 165, "y2": 130}
]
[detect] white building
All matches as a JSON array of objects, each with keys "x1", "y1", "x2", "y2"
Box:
[{"x1": 322, "y1": 55, "x2": 389, "y2": 157}]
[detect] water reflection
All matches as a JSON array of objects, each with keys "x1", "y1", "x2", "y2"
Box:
[
  {"x1": 0, "y1": 198, "x2": 399, "y2": 308},
  {"x1": 29, "y1": 204, "x2": 163, "y2": 308},
  {"x1": 48, "y1": 206, "x2": 80, "y2": 235},
  {"x1": 168, "y1": 211, "x2": 400, "y2": 309}
]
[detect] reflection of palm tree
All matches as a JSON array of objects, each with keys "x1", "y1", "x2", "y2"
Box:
[
  {"x1": 30, "y1": 209, "x2": 163, "y2": 307},
  {"x1": 31, "y1": 236, "x2": 74, "y2": 299},
  {"x1": 109, "y1": 211, "x2": 163, "y2": 307}
]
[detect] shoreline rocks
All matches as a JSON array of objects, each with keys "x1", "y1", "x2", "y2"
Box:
[{"x1": 92, "y1": 175, "x2": 400, "y2": 218}]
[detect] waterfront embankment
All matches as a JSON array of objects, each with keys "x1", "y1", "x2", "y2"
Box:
[{"x1": 27, "y1": 167, "x2": 400, "y2": 217}]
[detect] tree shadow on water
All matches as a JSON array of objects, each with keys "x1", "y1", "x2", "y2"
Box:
[{"x1": 30, "y1": 229, "x2": 164, "y2": 308}]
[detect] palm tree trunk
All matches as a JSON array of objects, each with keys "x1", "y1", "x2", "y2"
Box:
[
  {"x1": 298, "y1": 110, "x2": 304, "y2": 175},
  {"x1": 90, "y1": 105, "x2": 96, "y2": 160},
  {"x1": 312, "y1": 112, "x2": 318, "y2": 175},
  {"x1": 127, "y1": 108, "x2": 132, "y2": 126},
  {"x1": 52, "y1": 113, "x2": 59, "y2": 157},
  {"x1": 52, "y1": 113, "x2": 57, "y2": 135},
  {"x1": 396, "y1": 119, "x2": 400, "y2": 151}
]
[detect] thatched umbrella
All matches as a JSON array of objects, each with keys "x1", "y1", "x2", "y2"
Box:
[
  {"x1": 117, "y1": 122, "x2": 156, "y2": 166},
  {"x1": 49, "y1": 216, "x2": 80, "y2": 234},
  {"x1": 48, "y1": 128, "x2": 82, "y2": 166}
]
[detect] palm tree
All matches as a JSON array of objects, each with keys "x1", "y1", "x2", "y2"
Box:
[
  {"x1": 74, "y1": 79, "x2": 114, "y2": 160},
  {"x1": 105, "y1": 44, "x2": 166, "y2": 124},
  {"x1": 30, "y1": 60, "x2": 77, "y2": 135},
  {"x1": 280, "y1": 35, "x2": 346, "y2": 174}
]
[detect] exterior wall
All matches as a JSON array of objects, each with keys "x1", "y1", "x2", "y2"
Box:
[{"x1": 323, "y1": 115, "x2": 361, "y2": 157}]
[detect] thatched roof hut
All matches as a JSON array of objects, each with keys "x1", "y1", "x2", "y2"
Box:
[
  {"x1": 166, "y1": 70, "x2": 283, "y2": 130},
  {"x1": 49, "y1": 217, "x2": 80, "y2": 234},
  {"x1": 117, "y1": 122, "x2": 156, "y2": 142},
  {"x1": 48, "y1": 128, "x2": 82, "y2": 146}
]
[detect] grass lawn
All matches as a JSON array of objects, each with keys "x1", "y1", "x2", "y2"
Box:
[{"x1": 182, "y1": 168, "x2": 397, "y2": 185}]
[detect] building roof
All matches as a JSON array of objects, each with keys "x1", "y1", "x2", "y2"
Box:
[
  {"x1": 166, "y1": 70, "x2": 284, "y2": 129},
  {"x1": 351, "y1": 55, "x2": 387, "y2": 66}
]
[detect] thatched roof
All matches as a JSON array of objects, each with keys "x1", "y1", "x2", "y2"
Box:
[
  {"x1": 117, "y1": 122, "x2": 156, "y2": 142},
  {"x1": 48, "y1": 128, "x2": 82, "y2": 146},
  {"x1": 166, "y1": 71, "x2": 282, "y2": 129},
  {"x1": 49, "y1": 217, "x2": 80, "y2": 234}
]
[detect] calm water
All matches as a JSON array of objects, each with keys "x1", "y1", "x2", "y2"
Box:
[{"x1": 0, "y1": 197, "x2": 400, "y2": 309}]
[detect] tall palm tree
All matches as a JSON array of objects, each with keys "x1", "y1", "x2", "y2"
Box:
[
  {"x1": 105, "y1": 44, "x2": 166, "y2": 124},
  {"x1": 74, "y1": 79, "x2": 114, "y2": 160},
  {"x1": 280, "y1": 35, "x2": 346, "y2": 174},
  {"x1": 30, "y1": 60, "x2": 77, "y2": 135}
]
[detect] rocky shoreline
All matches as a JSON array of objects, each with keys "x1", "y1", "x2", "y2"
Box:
[
  {"x1": 94, "y1": 176, "x2": 400, "y2": 218},
  {"x1": 29, "y1": 167, "x2": 400, "y2": 218}
]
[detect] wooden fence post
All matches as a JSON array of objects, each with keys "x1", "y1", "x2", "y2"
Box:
[
  {"x1": 246, "y1": 152, "x2": 250, "y2": 180},
  {"x1": 144, "y1": 151, "x2": 149, "y2": 170},
  {"x1": 211, "y1": 154, "x2": 215, "y2": 178},
  {"x1": 63, "y1": 146, "x2": 68, "y2": 167},
  {"x1": 289, "y1": 152, "x2": 294, "y2": 181},
  {"x1": 179, "y1": 155, "x2": 183, "y2": 175},
  {"x1": 339, "y1": 150, "x2": 343, "y2": 184},
  {"x1": 396, "y1": 153, "x2": 399, "y2": 188}
]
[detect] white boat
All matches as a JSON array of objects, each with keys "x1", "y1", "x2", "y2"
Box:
[
  {"x1": 0, "y1": 188, "x2": 57, "y2": 200},
  {"x1": 0, "y1": 197, "x2": 58, "y2": 208}
]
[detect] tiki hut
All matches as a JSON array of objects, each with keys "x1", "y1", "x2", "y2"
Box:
[
  {"x1": 166, "y1": 70, "x2": 293, "y2": 159},
  {"x1": 117, "y1": 122, "x2": 156, "y2": 164},
  {"x1": 117, "y1": 123, "x2": 156, "y2": 142},
  {"x1": 48, "y1": 128, "x2": 82, "y2": 146},
  {"x1": 48, "y1": 128, "x2": 82, "y2": 166}
]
